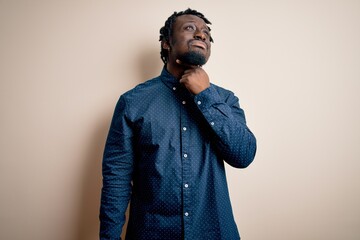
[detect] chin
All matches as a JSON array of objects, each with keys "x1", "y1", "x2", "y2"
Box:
[{"x1": 178, "y1": 51, "x2": 207, "y2": 66}]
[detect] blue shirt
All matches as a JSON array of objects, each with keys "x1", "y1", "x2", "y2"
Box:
[{"x1": 100, "y1": 68, "x2": 257, "y2": 240}]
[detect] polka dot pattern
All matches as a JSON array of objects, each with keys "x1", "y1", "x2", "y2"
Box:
[{"x1": 100, "y1": 68, "x2": 257, "y2": 240}]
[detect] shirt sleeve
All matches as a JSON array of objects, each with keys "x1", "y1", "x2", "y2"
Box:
[
  {"x1": 194, "y1": 85, "x2": 257, "y2": 168},
  {"x1": 100, "y1": 95, "x2": 134, "y2": 239}
]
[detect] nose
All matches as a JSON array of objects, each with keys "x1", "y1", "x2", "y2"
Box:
[{"x1": 194, "y1": 30, "x2": 206, "y2": 41}]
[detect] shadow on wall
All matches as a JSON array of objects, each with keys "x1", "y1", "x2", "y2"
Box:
[
  {"x1": 136, "y1": 44, "x2": 164, "y2": 82},
  {"x1": 75, "y1": 46, "x2": 162, "y2": 240},
  {"x1": 75, "y1": 117, "x2": 108, "y2": 240}
]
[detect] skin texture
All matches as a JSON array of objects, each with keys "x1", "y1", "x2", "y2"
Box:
[{"x1": 163, "y1": 14, "x2": 212, "y2": 95}]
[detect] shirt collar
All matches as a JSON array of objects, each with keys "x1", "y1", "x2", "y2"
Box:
[
  {"x1": 160, "y1": 66, "x2": 180, "y2": 90},
  {"x1": 160, "y1": 66, "x2": 194, "y2": 99}
]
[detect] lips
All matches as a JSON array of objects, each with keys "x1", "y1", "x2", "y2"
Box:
[{"x1": 190, "y1": 40, "x2": 207, "y2": 50}]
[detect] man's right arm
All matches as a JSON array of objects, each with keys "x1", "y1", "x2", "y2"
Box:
[{"x1": 100, "y1": 96, "x2": 134, "y2": 240}]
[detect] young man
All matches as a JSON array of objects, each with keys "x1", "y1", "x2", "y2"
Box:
[{"x1": 100, "y1": 8, "x2": 256, "y2": 240}]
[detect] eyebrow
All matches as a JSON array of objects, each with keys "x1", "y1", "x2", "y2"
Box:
[{"x1": 182, "y1": 21, "x2": 210, "y2": 31}]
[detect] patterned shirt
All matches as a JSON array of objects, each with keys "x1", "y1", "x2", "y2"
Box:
[{"x1": 100, "y1": 67, "x2": 257, "y2": 240}]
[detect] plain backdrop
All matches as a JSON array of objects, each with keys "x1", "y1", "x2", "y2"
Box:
[{"x1": 1, "y1": 1, "x2": 359, "y2": 239}]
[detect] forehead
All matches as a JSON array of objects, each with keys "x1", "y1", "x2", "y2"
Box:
[{"x1": 173, "y1": 14, "x2": 208, "y2": 28}]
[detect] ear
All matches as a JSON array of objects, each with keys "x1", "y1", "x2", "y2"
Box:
[{"x1": 162, "y1": 41, "x2": 170, "y2": 50}]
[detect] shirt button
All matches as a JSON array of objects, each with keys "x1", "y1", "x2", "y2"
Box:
[
  {"x1": 182, "y1": 100, "x2": 186, "y2": 105},
  {"x1": 210, "y1": 122, "x2": 215, "y2": 126},
  {"x1": 184, "y1": 184, "x2": 189, "y2": 188},
  {"x1": 197, "y1": 101, "x2": 201, "y2": 105},
  {"x1": 182, "y1": 127, "x2": 187, "y2": 131},
  {"x1": 183, "y1": 153, "x2": 188, "y2": 158},
  {"x1": 173, "y1": 87, "x2": 176, "y2": 90},
  {"x1": 184, "y1": 212, "x2": 189, "y2": 216}
]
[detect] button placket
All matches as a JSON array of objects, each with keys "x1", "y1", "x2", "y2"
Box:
[{"x1": 180, "y1": 94, "x2": 192, "y2": 238}]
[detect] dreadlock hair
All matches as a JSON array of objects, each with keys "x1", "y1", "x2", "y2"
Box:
[{"x1": 159, "y1": 8, "x2": 214, "y2": 64}]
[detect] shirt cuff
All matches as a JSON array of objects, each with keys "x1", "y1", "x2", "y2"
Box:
[{"x1": 193, "y1": 85, "x2": 222, "y2": 110}]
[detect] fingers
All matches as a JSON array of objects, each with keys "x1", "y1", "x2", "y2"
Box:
[{"x1": 178, "y1": 61, "x2": 210, "y2": 95}]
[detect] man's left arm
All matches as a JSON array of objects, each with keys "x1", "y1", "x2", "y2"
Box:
[
  {"x1": 179, "y1": 66, "x2": 256, "y2": 168},
  {"x1": 194, "y1": 85, "x2": 257, "y2": 168}
]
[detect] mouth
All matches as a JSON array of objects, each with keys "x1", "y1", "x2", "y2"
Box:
[{"x1": 190, "y1": 40, "x2": 207, "y2": 50}]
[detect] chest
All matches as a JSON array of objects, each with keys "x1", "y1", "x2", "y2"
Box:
[{"x1": 130, "y1": 90, "x2": 210, "y2": 150}]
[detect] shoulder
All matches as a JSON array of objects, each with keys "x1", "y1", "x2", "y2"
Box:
[
  {"x1": 119, "y1": 76, "x2": 166, "y2": 107},
  {"x1": 116, "y1": 75, "x2": 169, "y2": 116},
  {"x1": 210, "y1": 83, "x2": 238, "y2": 101},
  {"x1": 123, "y1": 76, "x2": 162, "y2": 98}
]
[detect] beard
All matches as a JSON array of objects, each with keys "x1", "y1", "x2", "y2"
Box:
[{"x1": 177, "y1": 50, "x2": 207, "y2": 66}]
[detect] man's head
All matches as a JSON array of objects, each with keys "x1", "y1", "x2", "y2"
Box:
[{"x1": 159, "y1": 8, "x2": 213, "y2": 67}]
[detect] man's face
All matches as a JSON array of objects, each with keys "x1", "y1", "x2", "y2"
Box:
[{"x1": 168, "y1": 14, "x2": 212, "y2": 66}]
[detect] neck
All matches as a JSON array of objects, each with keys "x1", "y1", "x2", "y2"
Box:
[{"x1": 165, "y1": 61, "x2": 187, "y2": 80}]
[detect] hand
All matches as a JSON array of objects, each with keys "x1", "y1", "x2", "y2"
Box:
[{"x1": 177, "y1": 59, "x2": 210, "y2": 95}]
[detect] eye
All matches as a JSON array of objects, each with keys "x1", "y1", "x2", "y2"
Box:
[
  {"x1": 203, "y1": 30, "x2": 210, "y2": 37},
  {"x1": 184, "y1": 24, "x2": 195, "y2": 31}
]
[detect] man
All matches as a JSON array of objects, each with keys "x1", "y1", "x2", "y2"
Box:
[{"x1": 100, "y1": 8, "x2": 257, "y2": 240}]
